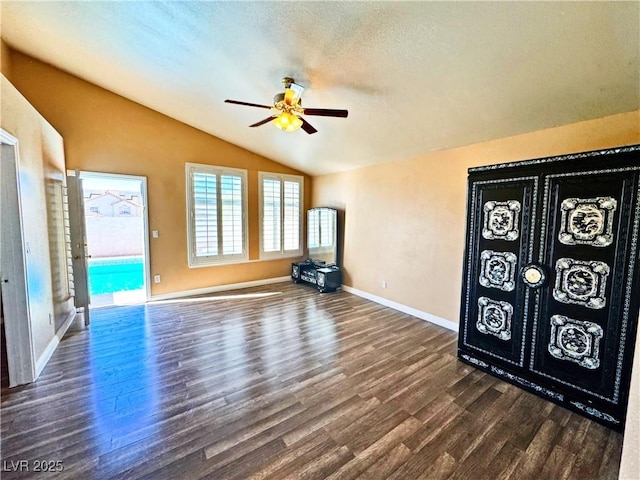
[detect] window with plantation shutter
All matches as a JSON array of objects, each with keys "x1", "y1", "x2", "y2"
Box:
[
  {"x1": 186, "y1": 163, "x2": 247, "y2": 267},
  {"x1": 259, "y1": 172, "x2": 303, "y2": 259}
]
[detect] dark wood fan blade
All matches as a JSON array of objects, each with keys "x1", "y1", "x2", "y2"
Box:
[
  {"x1": 302, "y1": 108, "x2": 348, "y2": 118},
  {"x1": 225, "y1": 99, "x2": 273, "y2": 109},
  {"x1": 249, "y1": 116, "x2": 277, "y2": 128},
  {"x1": 300, "y1": 117, "x2": 318, "y2": 135}
]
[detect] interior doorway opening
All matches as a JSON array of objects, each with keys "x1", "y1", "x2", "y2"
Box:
[{"x1": 79, "y1": 172, "x2": 150, "y2": 307}]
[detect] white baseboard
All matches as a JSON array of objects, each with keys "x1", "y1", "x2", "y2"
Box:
[
  {"x1": 341, "y1": 285, "x2": 459, "y2": 332},
  {"x1": 35, "y1": 308, "x2": 77, "y2": 379},
  {"x1": 150, "y1": 276, "x2": 291, "y2": 301}
]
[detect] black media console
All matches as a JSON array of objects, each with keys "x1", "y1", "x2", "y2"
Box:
[{"x1": 291, "y1": 260, "x2": 342, "y2": 293}]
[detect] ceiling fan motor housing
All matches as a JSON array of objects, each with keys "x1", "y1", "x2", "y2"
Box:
[
  {"x1": 281, "y1": 77, "x2": 295, "y2": 88},
  {"x1": 274, "y1": 92, "x2": 302, "y2": 107}
]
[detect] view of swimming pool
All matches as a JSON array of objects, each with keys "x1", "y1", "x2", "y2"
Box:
[{"x1": 88, "y1": 257, "x2": 144, "y2": 296}]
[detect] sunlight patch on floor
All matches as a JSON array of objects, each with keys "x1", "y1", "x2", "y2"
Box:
[
  {"x1": 148, "y1": 291, "x2": 283, "y2": 305},
  {"x1": 91, "y1": 288, "x2": 146, "y2": 308}
]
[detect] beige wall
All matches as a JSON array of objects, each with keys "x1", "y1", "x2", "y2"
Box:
[
  {"x1": 1, "y1": 74, "x2": 75, "y2": 361},
  {"x1": 5, "y1": 49, "x2": 311, "y2": 296},
  {"x1": 312, "y1": 110, "x2": 640, "y2": 323}
]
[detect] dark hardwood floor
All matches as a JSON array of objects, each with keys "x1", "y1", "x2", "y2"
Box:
[{"x1": 0, "y1": 283, "x2": 623, "y2": 479}]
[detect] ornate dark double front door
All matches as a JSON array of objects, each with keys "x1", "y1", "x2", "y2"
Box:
[{"x1": 458, "y1": 146, "x2": 640, "y2": 430}]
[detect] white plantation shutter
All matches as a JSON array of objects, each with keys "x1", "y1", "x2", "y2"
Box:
[
  {"x1": 220, "y1": 175, "x2": 243, "y2": 255},
  {"x1": 187, "y1": 163, "x2": 247, "y2": 266},
  {"x1": 259, "y1": 173, "x2": 303, "y2": 258},
  {"x1": 193, "y1": 171, "x2": 218, "y2": 256},
  {"x1": 262, "y1": 178, "x2": 281, "y2": 253},
  {"x1": 283, "y1": 181, "x2": 300, "y2": 251}
]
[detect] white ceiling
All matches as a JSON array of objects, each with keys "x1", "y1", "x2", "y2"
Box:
[{"x1": 1, "y1": 1, "x2": 638, "y2": 176}]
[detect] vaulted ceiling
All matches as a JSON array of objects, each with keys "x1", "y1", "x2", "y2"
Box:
[{"x1": 2, "y1": 1, "x2": 638, "y2": 175}]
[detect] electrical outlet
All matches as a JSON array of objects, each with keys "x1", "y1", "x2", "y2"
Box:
[
  {"x1": 154, "y1": 275, "x2": 161, "y2": 283},
  {"x1": 152, "y1": 230, "x2": 159, "y2": 238},
  {"x1": 382, "y1": 280, "x2": 387, "y2": 289}
]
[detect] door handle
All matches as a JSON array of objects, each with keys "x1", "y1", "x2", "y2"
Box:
[{"x1": 521, "y1": 264, "x2": 548, "y2": 288}]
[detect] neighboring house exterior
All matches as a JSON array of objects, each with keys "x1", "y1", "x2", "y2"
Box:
[{"x1": 84, "y1": 191, "x2": 142, "y2": 217}]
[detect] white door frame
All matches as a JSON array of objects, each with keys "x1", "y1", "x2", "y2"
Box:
[
  {"x1": 78, "y1": 171, "x2": 151, "y2": 302},
  {"x1": 67, "y1": 171, "x2": 91, "y2": 324},
  {"x1": 0, "y1": 129, "x2": 36, "y2": 386}
]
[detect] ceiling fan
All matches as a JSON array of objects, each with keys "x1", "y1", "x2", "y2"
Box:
[{"x1": 224, "y1": 77, "x2": 348, "y2": 134}]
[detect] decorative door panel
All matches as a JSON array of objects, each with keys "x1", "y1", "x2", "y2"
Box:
[
  {"x1": 531, "y1": 168, "x2": 640, "y2": 410},
  {"x1": 460, "y1": 177, "x2": 537, "y2": 367}
]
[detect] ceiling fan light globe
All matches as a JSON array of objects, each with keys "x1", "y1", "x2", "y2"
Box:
[{"x1": 273, "y1": 112, "x2": 303, "y2": 132}]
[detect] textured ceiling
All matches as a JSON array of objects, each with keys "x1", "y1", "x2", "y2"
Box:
[{"x1": 1, "y1": 1, "x2": 638, "y2": 176}]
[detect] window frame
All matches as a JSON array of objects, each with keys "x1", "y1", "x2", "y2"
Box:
[
  {"x1": 258, "y1": 172, "x2": 304, "y2": 260},
  {"x1": 185, "y1": 162, "x2": 248, "y2": 268}
]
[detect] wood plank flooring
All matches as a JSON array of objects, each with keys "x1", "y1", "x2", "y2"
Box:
[{"x1": 0, "y1": 283, "x2": 623, "y2": 479}]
